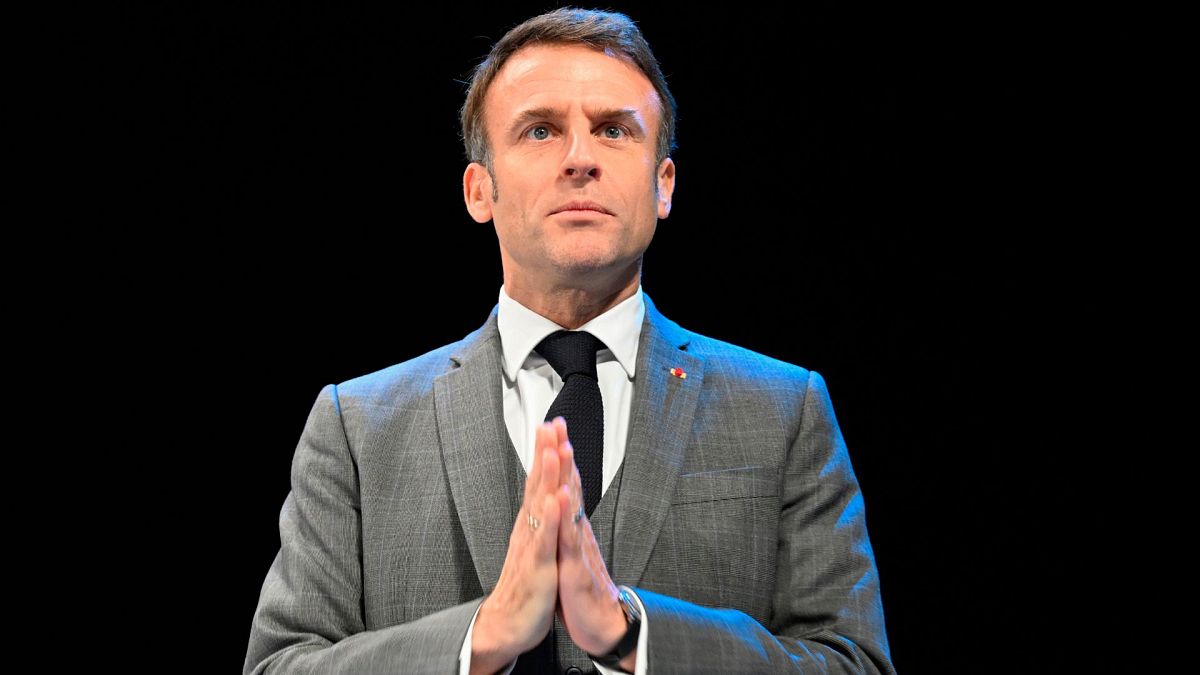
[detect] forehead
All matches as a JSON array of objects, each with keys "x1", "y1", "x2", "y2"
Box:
[{"x1": 485, "y1": 43, "x2": 661, "y2": 128}]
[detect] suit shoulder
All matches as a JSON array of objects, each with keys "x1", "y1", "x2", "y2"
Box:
[
  {"x1": 330, "y1": 340, "x2": 460, "y2": 407},
  {"x1": 685, "y1": 329, "x2": 813, "y2": 389}
]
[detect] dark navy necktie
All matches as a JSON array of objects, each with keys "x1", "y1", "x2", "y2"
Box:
[{"x1": 535, "y1": 329, "x2": 605, "y2": 517}]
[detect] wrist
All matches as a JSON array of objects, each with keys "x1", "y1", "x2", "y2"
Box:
[
  {"x1": 595, "y1": 586, "x2": 627, "y2": 651},
  {"x1": 587, "y1": 586, "x2": 641, "y2": 671},
  {"x1": 471, "y1": 599, "x2": 518, "y2": 673}
]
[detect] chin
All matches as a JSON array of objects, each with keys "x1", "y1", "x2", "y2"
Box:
[
  {"x1": 544, "y1": 250, "x2": 619, "y2": 275},
  {"x1": 545, "y1": 240, "x2": 617, "y2": 266},
  {"x1": 552, "y1": 255, "x2": 645, "y2": 287},
  {"x1": 554, "y1": 257, "x2": 617, "y2": 275}
]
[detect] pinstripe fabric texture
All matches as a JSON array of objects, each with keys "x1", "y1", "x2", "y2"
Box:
[{"x1": 245, "y1": 294, "x2": 895, "y2": 674}]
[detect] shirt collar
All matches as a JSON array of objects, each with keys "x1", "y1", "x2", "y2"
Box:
[{"x1": 497, "y1": 284, "x2": 644, "y2": 382}]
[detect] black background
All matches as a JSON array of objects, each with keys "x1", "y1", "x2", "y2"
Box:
[{"x1": 108, "y1": 2, "x2": 1143, "y2": 672}]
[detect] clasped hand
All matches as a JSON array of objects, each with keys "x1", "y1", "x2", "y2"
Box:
[{"x1": 470, "y1": 418, "x2": 631, "y2": 674}]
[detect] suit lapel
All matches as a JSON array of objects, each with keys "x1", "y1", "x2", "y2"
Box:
[
  {"x1": 613, "y1": 294, "x2": 704, "y2": 586},
  {"x1": 433, "y1": 306, "x2": 517, "y2": 594}
]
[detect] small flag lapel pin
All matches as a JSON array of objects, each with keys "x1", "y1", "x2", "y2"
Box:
[{"x1": 669, "y1": 367, "x2": 687, "y2": 379}]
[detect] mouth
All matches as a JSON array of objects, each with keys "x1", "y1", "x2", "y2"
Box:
[{"x1": 550, "y1": 201, "x2": 613, "y2": 216}]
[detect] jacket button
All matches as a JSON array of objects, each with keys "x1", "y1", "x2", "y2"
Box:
[{"x1": 565, "y1": 668, "x2": 584, "y2": 675}]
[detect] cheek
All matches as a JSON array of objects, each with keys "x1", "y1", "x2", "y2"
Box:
[
  {"x1": 494, "y1": 174, "x2": 539, "y2": 218},
  {"x1": 492, "y1": 204, "x2": 539, "y2": 248}
]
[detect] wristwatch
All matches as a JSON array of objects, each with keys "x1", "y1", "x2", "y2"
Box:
[{"x1": 587, "y1": 586, "x2": 641, "y2": 670}]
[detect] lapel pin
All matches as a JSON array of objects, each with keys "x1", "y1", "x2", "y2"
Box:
[{"x1": 669, "y1": 367, "x2": 687, "y2": 379}]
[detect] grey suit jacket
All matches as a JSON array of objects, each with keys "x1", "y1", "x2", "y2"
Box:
[{"x1": 245, "y1": 294, "x2": 895, "y2": 674}]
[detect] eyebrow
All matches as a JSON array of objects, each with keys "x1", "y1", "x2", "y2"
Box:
[{"x1": 505, "y1": 106, "x2": 647, "y2": 139}]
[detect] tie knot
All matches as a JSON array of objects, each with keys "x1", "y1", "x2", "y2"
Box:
[{"x1": 535, "y1": 330, "x2": 604, "y2": 381}]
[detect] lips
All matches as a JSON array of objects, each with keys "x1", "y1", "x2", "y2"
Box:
[{"x1": 550, "y1": 200, "x2": 613, "y2": 216}]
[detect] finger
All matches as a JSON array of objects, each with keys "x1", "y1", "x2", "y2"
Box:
[
  {"x1": 570, "y1": 458, "x2": 584, "y2": 522},
  {"x1": 558, "y1": 482, "x2": 580, "y2": 557},
  {"x1": 562, "y1": 460, "x2": 586, "y2": 550},
  {"x1": 538, "y1": 491, "x2": 562, "y2": 558},
  {"x1": 558, "y1": 440, "x2": 575, "y2": 494},
  {"x1": 553, "y1": 415, "x2": 569, "y2": 447},
  {"x1": 569, "y1": 497, "x2": 601, "y2": 569},
  {"x1": 525, "y1": 446, "x2": 557, "y2": 553},
  {"x1": 582, "y1": 517, "x2": 607, "y2": 575},
  {"x1": 556, "y1": 483, "x2": 571, "y2": 536},
  {"x1": 551, "y1": 417, "x2": 571, "y2": 488},
  {"x1": 540, "y1": 445, "x2": 560, "y2": 506}
]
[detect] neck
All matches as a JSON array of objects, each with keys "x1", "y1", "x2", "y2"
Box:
[{"x1": 504, "y1": 267, "x2": 641, "y2": 330}]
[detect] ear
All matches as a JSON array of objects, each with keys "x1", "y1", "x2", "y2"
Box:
[
  {"x1": 463, "y1": 162, "x2": 494, "y2": 224},
  {"x1": 656, "y1": 157, "x2": 675, "y2": 219}
]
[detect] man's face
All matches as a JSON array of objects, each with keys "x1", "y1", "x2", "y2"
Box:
[{"x1": 464, "y1": 43, "x2": 674, "y2": 287}]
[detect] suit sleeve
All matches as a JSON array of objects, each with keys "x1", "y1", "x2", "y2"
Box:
[
  {"x1": 244, "y1": 384, "x2": 484, "y2": 675},
  {"x1": 631, "y1": 370, "x2": 895, "y2": 674}
]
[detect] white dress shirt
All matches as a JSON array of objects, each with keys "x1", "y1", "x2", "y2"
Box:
[{"x1": 458, "y1": 285, "x2": 650, "y2": 675}]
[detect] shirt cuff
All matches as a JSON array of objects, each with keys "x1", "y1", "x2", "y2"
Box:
[
  {"x1": 459, "y1": 602, "x2": 517, "y2": 675},
  {"x1": 591, "y1": 586, "x2": 649, "y2": 675}
]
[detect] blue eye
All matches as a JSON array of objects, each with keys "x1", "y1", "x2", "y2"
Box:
[
  {"x1": 603, "y1": 125, "x2": 625, "y2": 139},
  {"x1": 528, "y1": 125, "x2": 550, "y2": 140}
]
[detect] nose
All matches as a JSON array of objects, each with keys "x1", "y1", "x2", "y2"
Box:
[{"x1": 561, "y1": 130, "x2": 601, "y2": 181}]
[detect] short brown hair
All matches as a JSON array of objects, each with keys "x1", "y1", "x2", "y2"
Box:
[{"x1": 460, "y1": 7, "x2": 677, "y2": 172}]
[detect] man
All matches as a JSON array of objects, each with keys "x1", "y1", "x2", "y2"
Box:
[{"x1": 245, "y1": 7, "x2": 893, "y2": 674}]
